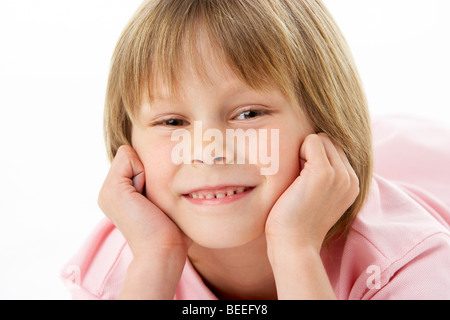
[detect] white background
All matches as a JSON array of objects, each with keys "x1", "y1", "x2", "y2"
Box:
[{"x1": 0, "y1": 0, "x2": 449, "y2": 299}]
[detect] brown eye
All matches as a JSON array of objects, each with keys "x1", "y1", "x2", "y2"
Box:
[
  {"x1": 235, "y1": 110, "x2": 265, "y2": 120},
  {"x1": 165, "y1": 119, "x2": 188, "y2": 126},
  {"x1": 154, "y1": 118, "x2": 190, "y2": 126}
]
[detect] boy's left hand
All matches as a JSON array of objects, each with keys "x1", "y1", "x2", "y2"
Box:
[{"x1": 265, "y1": 133, "x2": 360, "y2": 252}]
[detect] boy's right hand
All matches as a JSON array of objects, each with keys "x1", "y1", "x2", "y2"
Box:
[{"x1": 98, "y1": 145, "x2": 191, "y2": 259}]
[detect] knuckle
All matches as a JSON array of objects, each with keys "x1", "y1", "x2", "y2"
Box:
[
  {"x1": 306, "y1": 133, "x2": 322, "y2": 145},
  {"x1": 302, "y1": 134, "x2": 315, "y2": 147},
  {"x1": 349, "y1": 171, "x2": 359, "y2": 188},
  {"x1": 348, "y1": 175, "x2": 360, "y2": 199},
  {"x1": 118, "y1": 144, "x2": 135, "y2": 157},
  {"x1": 113, "y1": 145, "x2": 131, "y2": 163},
  {"x1": 317, "y1": 132, "x2": 329, "y2": 139},
  {"x1": 317, "y1": 132, "x2": 335, "y2": 145},
  {"x1": 117, "y1": 144, "x2": 131, "y2": 153},
  {"x1": 97, "y1": 189, "x2": 107, "y2": 211},
  {"x1": 97, "y1": 181, "x2": 116, "y2": 214},
  {"x1": 352, "y1": 178, "x2": 361, "y2": 195}
]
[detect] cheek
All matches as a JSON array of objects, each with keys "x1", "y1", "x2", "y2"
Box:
[
  {"x1": 133, "y1": 138, "x2": 177, "y2": 199},
  {"x1": 278, "y1": 131, "x2": 302, "y2": 173},
  {"x1": 266, "y1": 141, "x2": 300, "y2": 199},
  {"x1": 260, "y1": 129, "x2": 306, "y2": 204}
]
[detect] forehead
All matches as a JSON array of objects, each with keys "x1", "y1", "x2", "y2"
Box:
[{"x1": 146, "y1": 30, "x2": 274, "y2": 103}]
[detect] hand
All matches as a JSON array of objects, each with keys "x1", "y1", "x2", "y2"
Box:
[
  {"x1": 98, "y1": 145, "x2": 192, "y2": 258},
  {"x1": 98, "y1": 145, "x2": 192, "y2": 299},
  {"x1": 265, "y1": 133, "x2": 359, "y2": 252}
]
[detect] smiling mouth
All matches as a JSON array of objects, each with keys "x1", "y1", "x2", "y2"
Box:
[{"x1": 183, "y1": 186, "x2": 254, "y2": 199}]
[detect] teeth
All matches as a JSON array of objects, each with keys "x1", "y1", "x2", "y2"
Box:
[
  {"x1": 216, "y1": 192, "x2": 226, "y2": 199},
  {"x1": 187, "y1": 187, "x2": 251, "y2": 199},
  {"x1": 236, "y1": 187, "x2": 246, "y2": 194}
]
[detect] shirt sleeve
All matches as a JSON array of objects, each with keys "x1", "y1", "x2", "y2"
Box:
[
  {"x1": 60, "y1": 218, "x2": 132, "y2": 300},
  {"x1": 365, "y1": 232, "x2": 450, "y2": 300}
]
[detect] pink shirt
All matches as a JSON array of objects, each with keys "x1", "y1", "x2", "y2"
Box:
[{"x1": 61, "y1": 115, "x2": 450, "y2": 299}]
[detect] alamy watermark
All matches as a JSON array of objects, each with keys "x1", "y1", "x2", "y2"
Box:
[
  {"x1": 64, "y1": 265, "x2": 81, "y2": 290},
  {"x1": 366, "y1": 265, "x2": 381, "y2": 290},
  {"x1": 171, "y1": 121, "x2": 280, "y2": 175}
]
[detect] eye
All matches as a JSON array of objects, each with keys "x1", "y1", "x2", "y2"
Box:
[
  {"x1": 234, "y1": 109, "x2": 266, "y2": 120},
  {"x1": 153, "y1": 118, "x2": 190, "y2": 127}
]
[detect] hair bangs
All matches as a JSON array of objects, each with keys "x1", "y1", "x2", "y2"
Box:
[{"x1": 119, "y1": 0, "x2": 302, "y2": 119}]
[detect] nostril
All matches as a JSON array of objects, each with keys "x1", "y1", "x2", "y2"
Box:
[
  {"x1": 213, "y1": 156, "x2": 225, "y2": 163},
  {"x1": 192, "y1": 158, "x2": 203, "y2": 164},
  {"x1": 191, "y1": 157, "x2": 226, "y2": 164}
]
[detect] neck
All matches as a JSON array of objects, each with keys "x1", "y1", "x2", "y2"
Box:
[{"x1": 188, "y1": 234, "x2": 277, "y2": 300}]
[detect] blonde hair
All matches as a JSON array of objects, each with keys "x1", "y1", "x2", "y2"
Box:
[{"x1": 104, "y1": 0, "x2": 373, "y2": 243}]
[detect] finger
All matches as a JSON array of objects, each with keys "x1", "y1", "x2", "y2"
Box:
[
  {"x1": 299, "y1": 134, "x2": 330, "y2": 168},
  {"x1": 316, "y1": 133, "x2": 345, "y2": 168},
  {"x1": 317, "y1": 133, "x2": 354, "y2": 182},
  {"x1": 319, "y1": 134, "x2": 359, "y2": 188},
  {"x1": 318, "y1": 133, "x2": 356, "y2": 174},
  {"x1": 111, "y1": 145, "x2": 146, "y2": 193}
]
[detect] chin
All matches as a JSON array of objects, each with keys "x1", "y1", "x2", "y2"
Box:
[{"x1": 185, "y1": 222, "x2": 266, "y2": 249}]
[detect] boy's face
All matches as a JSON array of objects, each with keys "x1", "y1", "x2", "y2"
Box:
[{"x1": 131, "y1": 42, "x2": 314, "y2": 249}]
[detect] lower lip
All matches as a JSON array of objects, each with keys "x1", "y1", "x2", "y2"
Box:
[{"x1": 182, "y1": 187, "x2": 255, "y2": 206}]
